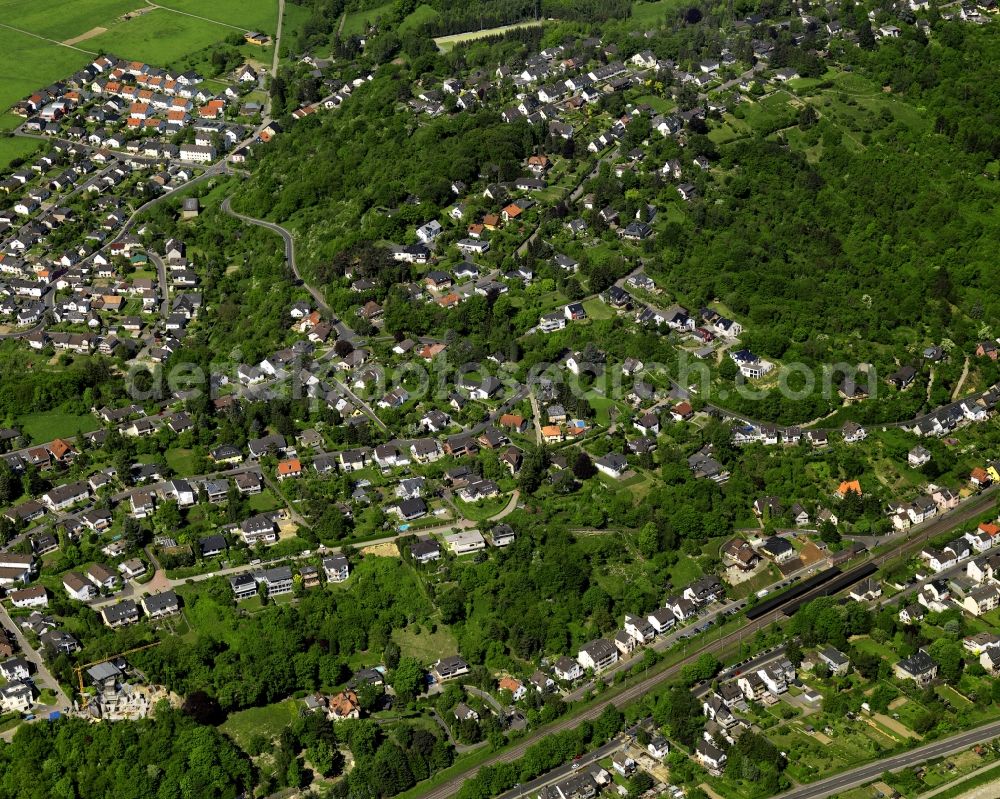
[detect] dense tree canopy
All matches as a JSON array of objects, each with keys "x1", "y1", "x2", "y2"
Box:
[{"x1": 0, "y1": 708, "x2": 252, "y2": 799}]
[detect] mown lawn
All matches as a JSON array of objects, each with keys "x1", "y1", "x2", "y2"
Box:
[
  {"x1": 0, "y1": 136, "x2": 42, "y2": 171},
  {"x1": 582, "y1": 297, "x2": 616, "y2": 320},
  {"x1": 454, "y1": 494, "x2": 509, "y2": 521},
  {"x1": 165, "y1": 448, "x2": 198, "y2": 476},
  {"x1": 586, "y1": 393, "x2": 623, "y2": 426},
  {"x1": 248, "y1": 490, "x2": 282, "y2": 512},
  {"x1": 85, "y1": 9, "x2": 243, "y2": 67},
  {"x1": 392, "y1": 623, "x2": 458, "y2": 665},
  {"x1": 433, "y1": 20, "x2": 543, "y2": 52},
  {"x1": 154, "y1": 0, "x2": 279, "y2": 31},
  {"x1": 19, "y1": 411, "x2": 98, "y2": 443},
  {"x1": 667, "y1": 556, "x2": 703, "y2": 589},
  {"x1": 0, "y1": 0, "x2": 135, "y2": 40},
  {"x1": 0, "y1": 27, "x2": 90, "y2": 113}
]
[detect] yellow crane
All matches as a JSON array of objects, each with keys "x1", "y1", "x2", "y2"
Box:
[{"x1": 74, "y1": 641, "x2": 162, "y2": 695}]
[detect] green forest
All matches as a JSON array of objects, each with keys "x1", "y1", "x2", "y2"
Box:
[
  {"x1": 239, "y1": 20, "x2": 1000, "y2": 377},
  {"x1": 0, "y1": 709, "x2": 253, "y2": 799}
]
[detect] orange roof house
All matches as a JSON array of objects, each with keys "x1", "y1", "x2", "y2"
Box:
[
  {"x1": 502, "y1": 203, "x2": 522, "y2": 220},
  {"x1": 541, "y1": 425, "x2": 563, "y2": 443},
  {"x1": 277, "y1": 458, "x2": 302, "y2": 480},
  {"x1": 482, "y1": 213, "x2": 500, "y2": 230},
  {"x1": 47, "y1": 438, "x2": 75, "y2": 462},
  {"x1": 499, "y1": 414, "x2": 526, "y2": 432},
  {"x1": 437, "y1": 293, "x2": 460, "y2": 308},
  {"x1": 672, "y1": 401, "x2": 693, "y2": 419},
  {"x1": 971, "y1": 467, "x2": 991, "y2": 486},
  {"x1": 328, "y1": 690, "x2": 360, "y2": 720},
  {"x1": 836, "y1": 480, "x2": 862, "y2": 498},
  {"x1": 498, "y1": 676, "x2": 525, "y2": 698},
  {"x1": 419, "y1": 343, "x2": 446, "y2": 360},
  {"x1": 978, "y1": 523, "x2": 1000, "y2": 538}
]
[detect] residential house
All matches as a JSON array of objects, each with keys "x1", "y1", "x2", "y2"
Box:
[
  {"x1": 577, "y1": 639, "x2": 619, "y2": 672},
  {"x1": 410, "y1": 538, "x2": 442, "y2": 564},
  {"x1": 432, "y1": 655, "x2": 470, "y2": 681},
  {"x1": 553, "y1": 656, "x2": 583, "y2": 682},
  {"x1": 647, "y1": 607, "x2": 677, "y2": 634},
  {"x1": 759, "y1": 536, "x2": 796, "y2": 564},
  {"x1": 86, "y1": 563, "x2": 120, "y2": 592},
  {"x1": 230, "y1": 574, "x2": 258, "y2": 600},
  {"x1": 323, "y1": 554, "x2": 350, "y2": 582},
  {"x1": 894, "y1": 648, "x2": 938, "y2": 686},
  {"x1": 141, "y1": 590, "x2": 180, "y2": 619},
  {"x1": 818, "y1": 647, "x2": 850, "y2": 676},
  {"x1": 696, "y1": 740, "x2": 727, "y2": 773},
  {"x1": 63, "y1": 572, "x2": 96, "y2": 601},
  {"x1": 101, "y1": 599, "x2": 139, "y2": 628}
]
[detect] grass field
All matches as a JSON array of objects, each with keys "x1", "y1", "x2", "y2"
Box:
[
  {"x1": 165, "y1": 447, "x2": 198, "y2": 476},
  {"x1": 84, "y1": 10, "x2": 246, "y2": 68},
  {"x1": 0, "y1": 0, "x2": 136, "y2": 40},
  {"x1": 433, "y1": 20, "x2": 543, "y2": 52},
  {"x1": 630, "y1": 0, "x2": 687, "y2": 27},
  {"x1": 248, "y1": 489, "x2": 281, "y2": 512},
  {"x1": 0, "y1": 27, "x2": 91, "y2": 114},
  {"x1": 455, "y1": 494, "x2": 509, "y2": 521},
  {"x1": 19, "y1": 410, "x2": 99, "y2": 443},
  {"x1": 586, "y1": 392, "x2": 623, "y2": 426},
  {"x1": 155, "y1": 0, "x2": 279, "y2": 32},
  {"x1": 220, "y1": 698, "x2": 299, "y2": 750},
  {"x1": 0, "y1": 135, "x2": 42, "y2": 170},
  {"x1": 392, "y1": 623, "x2": 458, "y2": 664},
  {"x1": 399, "y1": 3, "x2": 439, "y2": 33},
  {"x1": 343, "y1": 1, "x2": 393, "y2": 36},
  {"x1": 632, "y1": 93, "x2": 674, "y2": 114},
  {"x1": 582, "y1": 297, "x2": 616, "y2": 320},
  {"x1": 178, "y1": 584, "x2": 240, "y2": 641}
]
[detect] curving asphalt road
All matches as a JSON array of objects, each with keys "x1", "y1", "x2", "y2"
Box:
[{"x1": 220, "y1": 196, "x2": 330, "y2": 315}]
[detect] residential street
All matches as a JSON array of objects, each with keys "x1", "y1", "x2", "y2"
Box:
[{"x1": 0, "y1": 603, "x2": 71, "y2": 711}]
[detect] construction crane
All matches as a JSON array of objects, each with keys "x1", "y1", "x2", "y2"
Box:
[{"x1": 74, "y1": 641, "x2": 162, "y2": 695}]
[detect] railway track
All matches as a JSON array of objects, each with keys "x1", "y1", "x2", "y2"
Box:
[{"x1": 416, "y1": 486, "x2": 998, "y2": 799}]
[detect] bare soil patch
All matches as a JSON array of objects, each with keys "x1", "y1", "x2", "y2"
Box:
[
  {"x1": 360, "y1": 542, "x2": 400, "y2": 558},
  {"x1": 63, "y1": 26, "x2": 107, "y2": 46}
]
